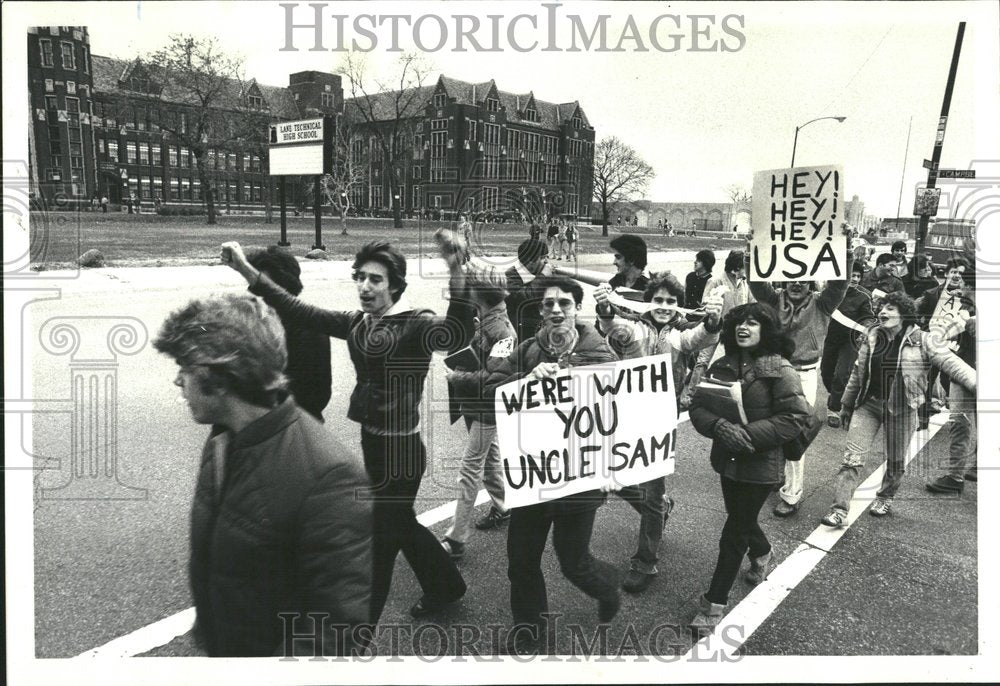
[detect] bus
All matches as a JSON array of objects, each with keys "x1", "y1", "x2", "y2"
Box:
[{"x1": 925, "y1": 219, "x2": 975, "y2": 275}]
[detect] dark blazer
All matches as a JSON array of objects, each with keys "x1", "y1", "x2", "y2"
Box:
[
  {"x1": 189, "y1": 398, "x2": 372, "y2": 657},
  {"x1": 690, "y1": 353, "x2": 810, "y2": 485}
]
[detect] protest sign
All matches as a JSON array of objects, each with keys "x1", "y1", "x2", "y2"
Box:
[
  {"x1": 927, "y1": 289, "x2": 971, "y2": 349},
  {"x1": 750, "y1": 165, "x2": 847, "y2": 282},
  {"x1": 494, "y1": 354, "x2": 678, "y2": 509}
]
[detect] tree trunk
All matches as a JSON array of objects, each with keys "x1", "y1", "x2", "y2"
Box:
[
  {"x1": 340, "y1": 206, "x2": 348, "y2": 235},
  {"x1": 265, "y1": 177, "x2": 273, "y2": 224},
  {"x1": 601, "y1": 203, "x2": 609, "y2": 237},
  {"x1": 195, "y1": 158, "x2": 216, "y2": 226}
]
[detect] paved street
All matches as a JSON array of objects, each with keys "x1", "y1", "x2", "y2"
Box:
[{"x1": 24, "y1": 248, "x2": 976, "y2": 659}]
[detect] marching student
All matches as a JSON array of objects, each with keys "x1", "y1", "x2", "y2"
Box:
[
  {"x1": 154, "y1": 294, "x2": 373, "y2": 657},
  {"x1": 607, "y1": 234, "x2": 649, "y2": 291},
  {"x1": 745, "y1": 228, "x2": 853, "y2": 518},
  {"x1": 903, "y1": 254, "x2": 939, "y2": 300},
  {"x1": 861, "y1": 253, "x2": 906, "y2": 303},
  {"x1": 564, "y1": 221, "x2": 579, "y2": 262},
  {"x1": 245, "y1": 246, "x2": 332, "y2": 422},
  {"x1": 821, "y1": 291, "x2": 976, "y2": 525},
  {"x1": 594, "y1": 272, "x2": 723, "y2": 593},
  {"x1": 221, "y1": 237, "x2": 474, "y2": 625},
  {"x1": 820, "y1": 261, "x2": 875, "y2": 428},
  {"x1": 441, "y1": 263, "x2": 517, "y2": 556},
  {"x1": 485, "y1": 276, "x2": 622, "y2": 656},
  {"x1": 688, "y1": 303, "x2": 810, "y2": 631},
  {"x1": 685, "y1": 249, "x2": 717, "y2": 309},
  {"x1": 505, "y1": 238, "x2": 552, "y2": 345}
]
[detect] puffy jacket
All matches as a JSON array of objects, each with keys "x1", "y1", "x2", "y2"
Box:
[
  {"x1": 251, "y1": 274, "x2": 474, "y2": 434},
  {"x1": 841, "y1": 323, "x2": 977, "y2": 415},
  {"x1": 448, "y1": 302, "x2": 517, "y2": 425},
  {"x1": 748, "y1": 264, "x2": 850, "y2": 367},
  {"x1": 189, "y1": 398, "x2": 373, "y2": 657},
  {"x1": 689, "y1": 353, "x2": 811, "y2": 485},
  {"x1": 596, "y1": 310, "x2": 720, "y2": 404},
  {"x1": 826, "y1": 285, "x2": 876, "y2": 347},
  {"x1": 484, "y1": 322, "x2": 617, "y2": 514}
]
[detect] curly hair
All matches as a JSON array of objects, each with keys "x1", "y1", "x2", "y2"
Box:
[
  {"x1": 353, "y1": 240, "x2": 408, "y2": 302},
  {"x1": 720, "y1": 302, "x2": 796, "y2": 359},
  {"x1": 154, "y1": 294, "x2": 288, "y2": 408},
  {"x1": 643, "y1": 271, "x2": 686, "y2": 306},
  {"x1": 877, "y1": 290, "x2": 917, "y2": 319}
]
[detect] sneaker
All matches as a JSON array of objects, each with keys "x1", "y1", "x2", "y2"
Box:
[
  {"x1": 475, "y1": 506, "x2": 510, "y2": 530},
  {"x1": 689, "y1": 595, "x2": 726, "y2": 634},
  {"x1": 409, "y1": 591, "x2": 465, "y2": 618},
  {"x1": 826, "y1": 411, "x2": 841, "y2": 428},
  {"x1": 440, "y1": 536, "x2": 466, "y2": 559},
  {"x1": 743, "y1": 550, "x2": 772, "y2": 586},
  {"x1": 663, "y1": 495, "x2": 675, "y2": 525},
  {"x1": 820, "y1": 509, "x2": 848, "y2": 528},
  {"x1": 869, "y1": 498, "x2": 892, "y2": 517},
  {"x1": 772, "y1": 500, "x2": 800, "y2": 518},
  {"x1": 925, "y1": 475, "x2": 963, "y2": 495}
]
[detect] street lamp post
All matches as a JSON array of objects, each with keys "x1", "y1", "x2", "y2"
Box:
[{"x1": 791, "y1": 116, "x2": 847, "y2": 167}]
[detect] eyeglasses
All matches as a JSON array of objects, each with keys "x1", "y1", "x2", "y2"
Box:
[{"x1": 540, "y1": 298, "x2": 576, "y2": 311}]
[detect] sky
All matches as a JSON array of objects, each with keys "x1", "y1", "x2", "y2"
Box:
[{"x1": 10, "y1": 1, "x2": 1000, "y2": 217}]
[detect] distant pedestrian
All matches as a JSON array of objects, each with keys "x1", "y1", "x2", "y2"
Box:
[
  {"x1": 564, "y1": 222, "x2": 579, "y2": 262},
  {"x1": 127, "y1": 196, "x2": 134, "y2": 214},
  {"x1": 556, "y1": 220, "x2": 567, "y2": 260},
  {"x1": 101, "y1": 195, "x2": 108, "y2": 213},
  {"x1": 528, "y1": 219, "x2": 542, "y2": 241},
  {"x1": 154, "y1": 293, "x2": 373, "y2": 657},
  {"x1": 685, "y1": 249, "x2": 716, "y2": 309},
  {"x1": 546, "y1": 217, "x2": 560, "y2": 259}
]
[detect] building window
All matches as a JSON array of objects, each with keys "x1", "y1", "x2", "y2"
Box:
[
  {"x1": 45, "y1": 95, "x2": 58, "y2": 111},
  {"x1": 141, "y1": 176, "x2": 152, "y2": 200},
  {"x1": 39, "y1": 39, "x2": 54, "y2": 67},
  {"x1": 97, "y1": 138, "x2": 105, "y2": 154},
  {"x1": 152, "y1": 174, "x2": 163, "y2": 199},
  {"x1": 525, "y1": 107, "x2": 537, "y2": 122},
  {"x1": 412, "y1": 165, "x2": 421, "y2": 179},
  {"x1": 45, "y1": 78, "x2": 54, "y2": 92},
  {"x1": 67, "y1": 80, "x2": 76, "y2": 94},
  {"x1": 139, "y1": 143, "x2": 149, "y2": 165},
  {"x1": 431, "y1": 119, "x2": 447, "y2": 131},
  {"x1": 181, "y1": 177, "x2": 191, "y2": 200},
  {"x1": 82, "y1": 46, "x2": 89, "y2": 73},
  {"x1": 126, "y1": 142, "x2": 138, "y2": 164},
  {"x1": 169, "y1": 177, "x2": 180, "y2": 200},
  {"x1": 433, "y1": 93, "x2": 446, "y2": 108},
  {"x1": 243, "y1": 153, "x2": 251, "y2": 171},
  {"x1": 467, "y1": 120, "x2": 477, "y2": 141},
  {"x1": 486, "y1": 97, "x2": 500, "y2": 112},
  {"x1": 179, "y1": 112, "x2": 187, "y2": 134},
  {"x1": 168, "y1": 146, "x2": 178, "y2": 167},
  {"x1": 107, "y1": 140, "x2": 118, "y2": 162},
  {"x1": 151, "y1": 144, "x2": 161, "y2": 166},
  {"x1": 572, "y1": 115, "x2": 582, "y2": 129},
  {"x1": 227, "y1": 153, "x2": 237, "y2": 171},
  {"x1": 207, "y1": 150, "x2": 216, "y2": 170},
  {"x1": 192, "y1": 179, "x2": 201, "y2": 201},
  {"x1": 248, "y1": 94, "x2": 263, "y2": 109},
  {"x1": 321, "y1": 92, "x2": 335, "y2": 108},
  {"x1": 180, "y1": 147, "x2": 191, "y2": 168},
  {"x1": 60, "y1": 41, "x2": 76, "y2": 70},
  {"x1": 251, "y1": 155, "x2": 261, "y2": 172},
  {"x1": 65, "y1": 97, "x2": 80, "y2": 126}
]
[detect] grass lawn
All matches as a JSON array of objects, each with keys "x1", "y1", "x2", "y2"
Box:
[{"x1": 28, "y1": 211, "x2": 748, "y2": 268}]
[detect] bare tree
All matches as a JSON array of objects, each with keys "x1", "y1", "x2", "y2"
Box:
[
  {"x1": 592, "y1": 137, "x2": 654, "y2": 237},
  {"x1": 723, "y1": 183, "x2": 752, "y2": 233},
  {"x1": 112, "y1": 35, "x2": 268, "y2": 225},
  {"x1": 337, "y1": 52, "x2": 431, "y2": 229},
  {"x1": 321, "y1": 115, "x2": 369, "y2": 235}
]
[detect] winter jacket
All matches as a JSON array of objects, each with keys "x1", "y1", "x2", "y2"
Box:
[
  {"x1": 448, "y1": 302, "x2": 517, "y2": 425},
  {"x1": 251, "y1": 274, "x2": 474, "y2": 434},
  {"x1": 860, "y1": 269, "x2": 905, "y2": 297},
  {"x1": 505, "y1": 262, "x2": 547, "y2": 344},
  {"x1": 484, "y1": 322, "x2": 617, "y2": 514},
  {"x1": 902, "y1": 273, "x2": 940, "y2": 300},
  {"x1": 689, "y1": 353, "x2": 811, "y2": 485},
  {"x1": 841, "y1": 324, "x2": 977, "y2": 415},
  {"x1": 825, "y1": 285, "x2": 876, "y2": 347},
  {"x1": 748, "y1": 260, "x2": 851, "y2": 367},
  {"x1": 596, "y1": 310, "x2": 720, "y2": 405},
  {"x1": 685, "y1": 271, "x2": 712, "y2": 308},
  {"x1": 189, "y1": 398, "x2": 373, "y2": 657},
  {"x1": 281, "y1": 318, "x2": 332, "y2": 421}
]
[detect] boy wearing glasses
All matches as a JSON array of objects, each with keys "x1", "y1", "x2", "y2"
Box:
[{"x1": 485, "y1": 276, "x2": 622, "y2": 655}]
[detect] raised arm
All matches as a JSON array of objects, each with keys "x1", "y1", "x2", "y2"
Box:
[{"x1": 815, "y1": 230, "x2": 855, "y2": 316}]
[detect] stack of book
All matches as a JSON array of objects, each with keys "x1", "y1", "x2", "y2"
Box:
[{"x1": 693, "y1": 379, "x2": 749, "y2": 425}]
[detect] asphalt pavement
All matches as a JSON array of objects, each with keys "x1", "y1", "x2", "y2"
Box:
[{"x1": 25, "y1": 248, "x2": 976, "y2": 658}]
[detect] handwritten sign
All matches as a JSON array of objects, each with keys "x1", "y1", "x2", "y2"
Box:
[
  {"x1": 750, "y1": 165, "x2": 846, "y2": 282},
  {"x1": 494, "y1": 354, "x2": 678, "y2": 509},
  {"x1": 928, "y1": 290, "x2": 969, "y2": 346}
]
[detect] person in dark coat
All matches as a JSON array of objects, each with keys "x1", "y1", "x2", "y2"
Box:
[
  {"x1": 689, "y1": 302, "x2": 810, "y2": 631},
  {"x1": 505, "y1": 238, "x2": 551, "y2": 344},
  {"x1": 246, "y1": 246, "x2": 332, "y2": 422},
  {"x1": 222, "y1": 238, "x2": 474, "y2": 626},
  {"x1": 485, "y1": 276, "x2": 622, "y2": 655},
  {"x1": 154, "y1": 293, "x2": 373, "y2": 657},
  {"x1": 902, "y1": 254, "x2": 939, "y2": 299},
  {"x1": 608, "y1": 234, "x2": 649, "y2": 291},
  {"x1": 685, "y1": 249, "x2": 716, "y2": 308}
]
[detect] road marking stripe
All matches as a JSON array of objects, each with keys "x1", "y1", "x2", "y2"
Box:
[{"x1": 685, "y1": 411, "x2": 950, "y2": 658}]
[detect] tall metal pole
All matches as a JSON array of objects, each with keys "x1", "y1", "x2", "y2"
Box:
[
  {"x1": 915, "y1": 22, "x2": 965, "y2": 257},
  {"x1": 895, "y1": 115, "x2": 913, "y2": 228},
  {"x1": 278, "y1": 176, "x2": 289, "y2": 246},
  {"x1": 313, "y1": 176, "x2": 325, "y2": 251},
  {"x1": 791, "y1": 126, "x2": 801, "y2": 167}
]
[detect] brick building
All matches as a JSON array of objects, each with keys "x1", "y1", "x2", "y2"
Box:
[{"x1": 27, "y1": 27, "x2": 595, "y2": 219}]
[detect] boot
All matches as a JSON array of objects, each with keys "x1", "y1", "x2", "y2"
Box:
[
  {"x1": 743, "y1": 550, "x2": 773, "y2": 586},
  {"x1": 689, "y1": 594, "x2": 726, "y2": 633}
]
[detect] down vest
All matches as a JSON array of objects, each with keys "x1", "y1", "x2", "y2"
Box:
[
  {"x1": 689, "y1": 353, "x2": 811, "y2": 485},
  {"x1": 189, "y1": 398, "x2": 373, "y2": 657}
]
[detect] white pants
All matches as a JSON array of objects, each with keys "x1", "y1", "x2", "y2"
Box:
[{"x1": 779, "y1": 366, "x2": 818, "y2": 505}]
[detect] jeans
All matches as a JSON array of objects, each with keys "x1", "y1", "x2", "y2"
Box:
[
  {"x1": 361, "y1": 431, "x2": 467, "y2": 624},
  {"x1": 706, "y1": 477, "x2": 773, "y2": 605},
  {"x1": 945, "y1": 382, "x2": 977, "y2": 480},
  {"x1": 821, "y1": 338, "x2": 860, "y2": 412},
  {"x1": 445, "y1": 420, "x2": 506, "y2": 544},
  {"x1": 615, "y1": 476, "x2": 668, "y2": 574},
  {"x1": 507, "y1": 504, "x2": 620, "y2": 633},
  {"x1": 778, "y1": 366, "x2": 818, "y2": 505},
  {"x1": 831, "y1": 397, "x2": 917, "y2": 512}
]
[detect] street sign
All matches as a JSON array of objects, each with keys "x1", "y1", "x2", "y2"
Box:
[
  {"x1": 938, "y1": 169, "x2": 976, "y2": 179},
  {"x1": 914, "y1": 187, "x2": 942, "y2": 217}
]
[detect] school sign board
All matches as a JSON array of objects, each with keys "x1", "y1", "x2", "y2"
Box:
[
  {"x1": 750, "y1": 165, "x2": 847, "y2": 282},
  {"x1": 494, "y1": 353, "x2": 678, "y2": 509},
  {"x1": 268, "y1": 116, "x2": 334, "y2": 176}
]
